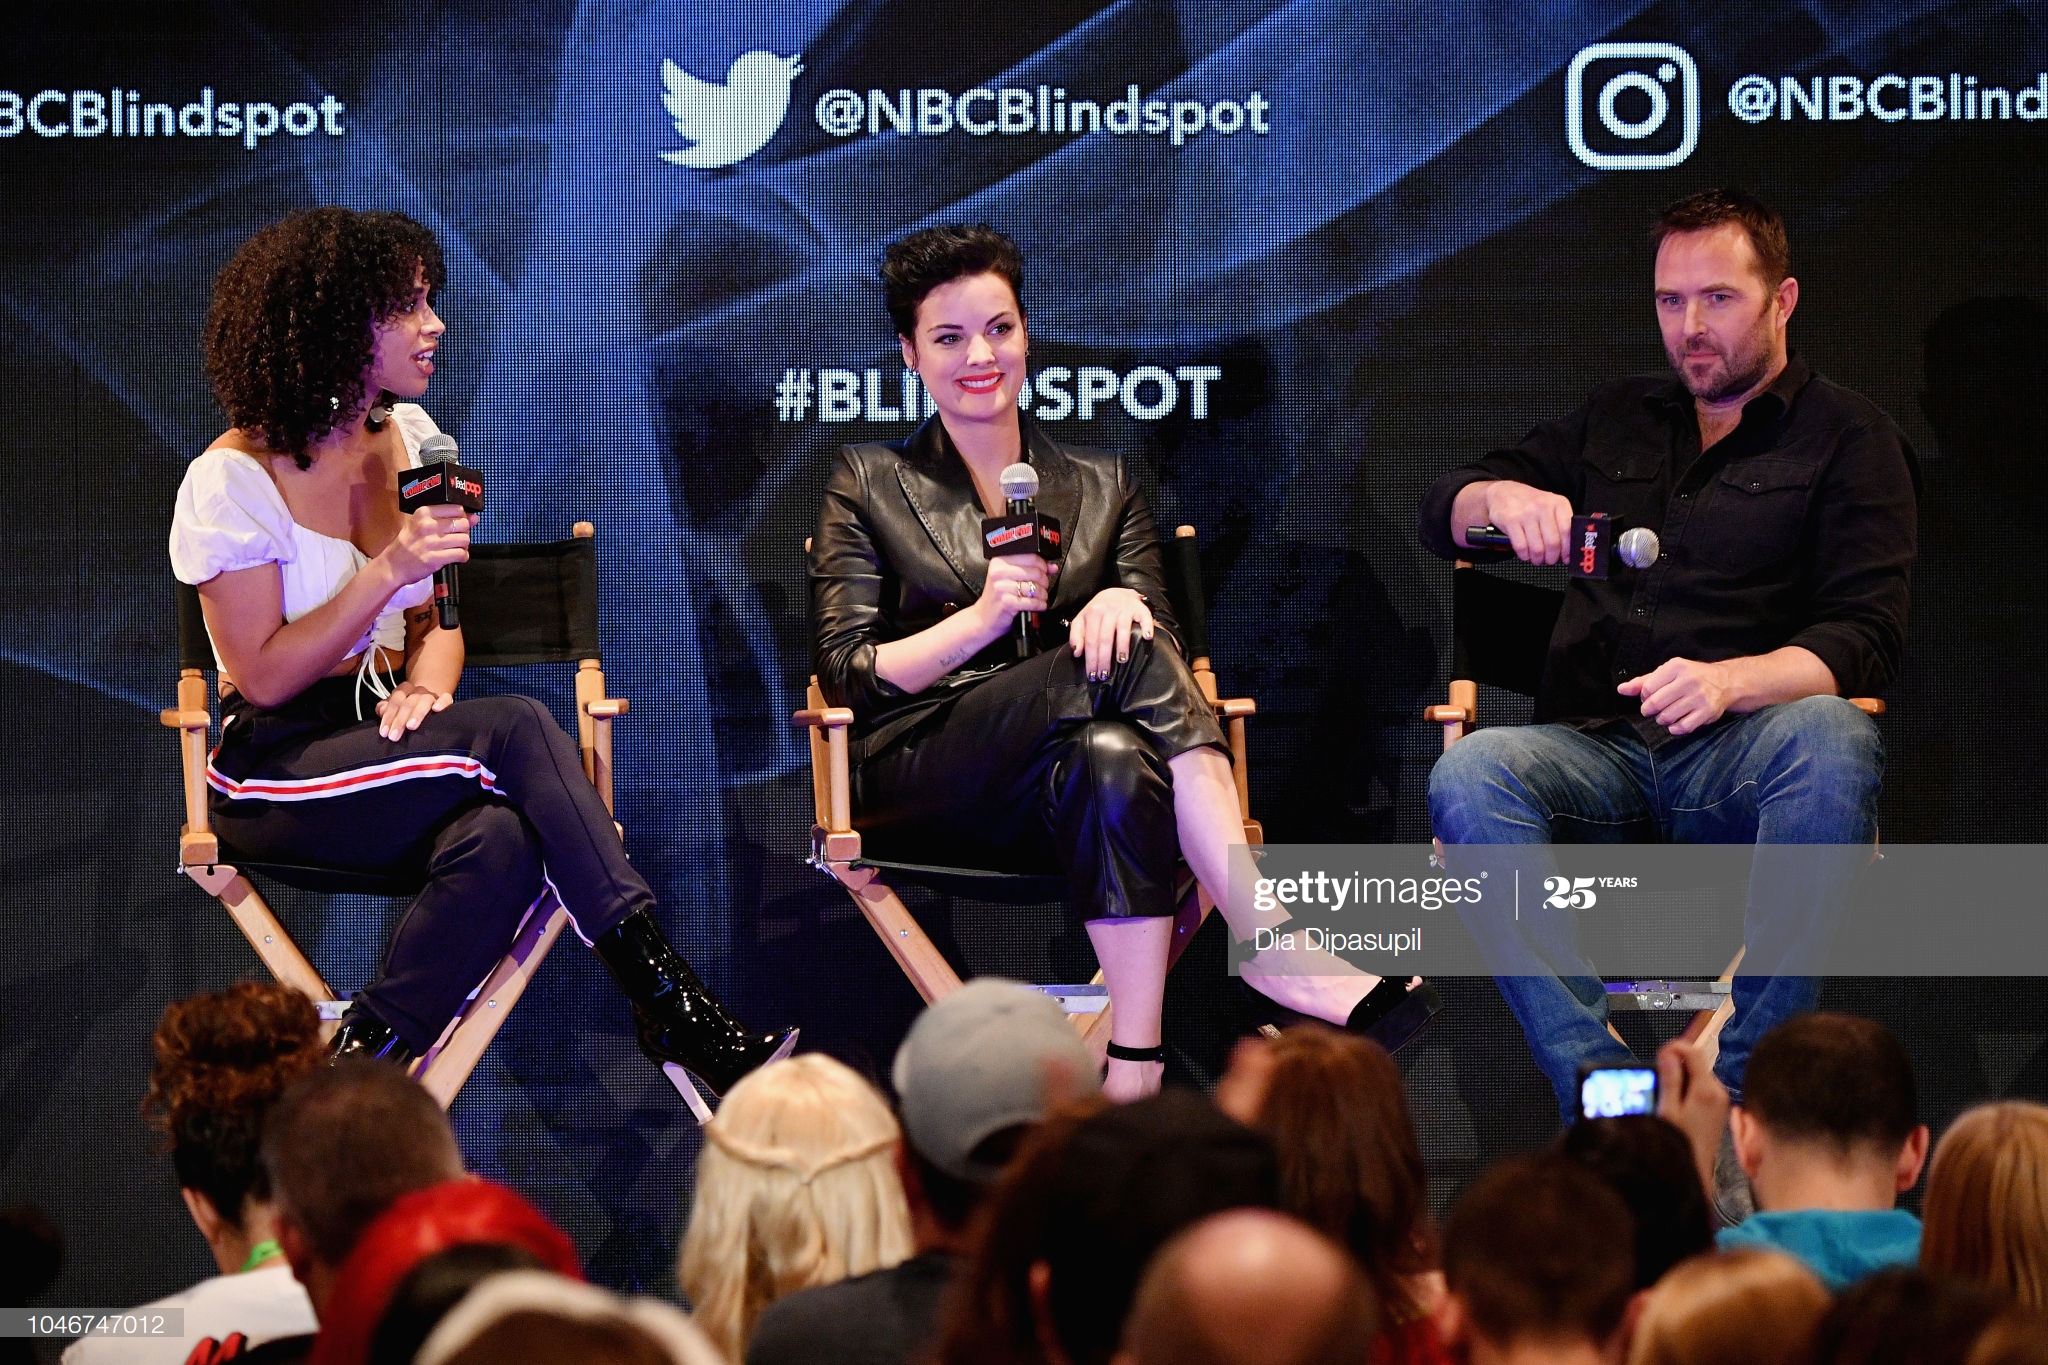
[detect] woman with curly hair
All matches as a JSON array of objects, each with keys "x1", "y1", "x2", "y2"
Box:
[
  {"x1": 64, "y1": 982, "x2": 324, "y2": 1364},
  {"x1": 170, "y1": 207, "x2": 793, "y2": 1094},
  {"x1": 677, "y1": 1054, "x2": 913, "y2": 1361}
]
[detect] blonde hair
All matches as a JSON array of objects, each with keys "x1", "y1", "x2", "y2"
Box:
[
  {"x1": 1923, "y1": 1101, "x2": 2048, "y2": 1310},
  {"x1": 1625, "y1": 1249, "x2": 1830, "y2": 1365},
  {"x1": 678, "y1": 1054, "x2": 913, "y2": 1359}
]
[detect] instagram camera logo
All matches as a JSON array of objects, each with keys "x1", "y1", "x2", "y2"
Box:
[{"x1": 1566, "y1": 42, "x2": 1699, "y2": 170}]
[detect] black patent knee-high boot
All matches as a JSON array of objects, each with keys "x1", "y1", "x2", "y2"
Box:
[
  {"x1": 328, "y1": 1003, "x2": 415, "y2": 1066},
  {"x1": 593, "y1": 909, "x2": 798, "y2": 1097}
]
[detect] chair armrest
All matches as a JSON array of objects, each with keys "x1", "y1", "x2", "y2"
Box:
[
  {"x1": 160, "y1": 709, "x2": 211, "y2": 729},
  {"x1": 1848, "y1": 697, "x2": 1885, "y2": 716},
  {"x1": 1216, "y1": 697, "x2": 1256, "y2": 720},
  {"x1": 1423, "y1": 704, "x2": 1475, "y2": 723},
  {"x1": 793, "y1": 706, "x2": 856, "y2": 729},
  {"x1": 586, "y1": 698, "x2": 630, "y2": 719}
]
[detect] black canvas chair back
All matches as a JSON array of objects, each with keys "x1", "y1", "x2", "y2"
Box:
[
  {"x1": 175, "y1": 535, "x2": 602, "y2": 672},
  {"x1": 1451, "y1": 565, "x2": 1563, "y2": 700}
]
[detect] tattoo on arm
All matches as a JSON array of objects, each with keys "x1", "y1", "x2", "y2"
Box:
[
  {"x1": 406, "y1": 606, "x2": 436, "y2": 628},
  {"x1": 938, "y1": 646, "x2": 972, "y2": 669}
]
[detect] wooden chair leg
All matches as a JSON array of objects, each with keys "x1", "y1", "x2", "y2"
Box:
[
  {"x1": 186, "y1": 864, "x2": 335, "y2": 1006},
  {"x1": 412, "y1": 896, "x2": 572, "y2": 1109},
  {"x1": 826, "y1": 862, "x2": 963, "y2": 1004}
]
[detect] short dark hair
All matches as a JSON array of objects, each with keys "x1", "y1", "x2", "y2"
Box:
[
  {"x1": 1815, "y1": 1268, "x2": 2008, "y2": 1365},
  {"x1": 1443, "y1": 1154, "x2": 1636, "y2": 1347},
  {"x1": 1557, "y1": 1114, "x2": 1715, "y2": 1290},
  {"x1": 1743, "y1": 1013, "x2": 1919, "y2": 1151},
  {"x1": 143, "y1": 981, "x2": 326, "y2": 1226},
  {"x1": 204, "y1": 206, "x2": 445, "y2": 468},
  {"x1": 260, "y1": 1060, "x2": 464, "y2": 1265},
  {"x1": 369, "y1": 1242, "x2": 547, "y2": 1365},
  {"x1": 906, "y1": 1124, "x2": 1026, "y2": 1232},
  {"x1": 880, "y1": 224, "x2": 1025, "y2": 338},
  {"x1": 1652, "y1": 189, "x2": 1791, "y2": 289},
  {"x1": 935, "y1": 1092, "x2": 1278, "y2": 1365}
]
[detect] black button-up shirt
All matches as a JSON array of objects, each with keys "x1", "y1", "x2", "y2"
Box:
[{"x1": 1417, "y1": 356, "x2": 1919, "y2": 748}]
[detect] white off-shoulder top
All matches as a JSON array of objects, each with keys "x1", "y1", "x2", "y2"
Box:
[{"x1": 169, "y1": 404, "x2": 441, "y2": 676}]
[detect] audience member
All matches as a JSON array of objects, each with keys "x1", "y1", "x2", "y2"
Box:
[
  {"x1": 67, "y1": 982, "x2": 327, "y2": 1365},
  {"x1": 1813, "y1": 1268, "x2": 2007, "y2": 1365},
  {"x1": 370, "y1": 1244, "x2": 549, "y2": 1365},
  {"x1": 678, "y1": 1053, "x2": 914, "y2": 1361},
  {"x1": 1719, "y1": 1015, "x2": 1929, "y2": 1290},
  {"x1": 308, "y1": 1177, "x2": 582, "y2": 1365},
  {"x1": 1215, "y1": 1025, "x2": 1446, "y2": 1364},
  {"x1": 935, "y1": 1088, "x2": 1280, "y2": 1365},
  {"x1": 1964, "y1": 1310, "x2": 2048, "y2": 1365},
  {"x1": 748, "y1": 979, "x2": 1098, "y2": 1365},
  {"x1": 1114, "y1": 1208, "x2": 1379, "y2": 1365},
  {"x1": 1437, "y1": 1154, "x2": 1639, "y2": 1365},
  {"x1": 1921, "y1": 1100, "x2": 2048, "y2": 1310},
  {"x1": 1651, "y1": 1037, "x2": 1734, "y2": 1217},
  {"x1": 1623, "y1": 1248, "x2": 1829, "y2": 1365},
  {"x1": 413, "y1": 1270, "x2": 723, "y2": 1365},
  {"x1": 2, "y1": 1204, "x2": 63, "y2": 1365},
  {"x1": 261, "y1": 1060, "x2": 467, "y2": 1327},
  {"x1": 1558, "y1": 1116, "x2": 1715, "y2": 1288}
]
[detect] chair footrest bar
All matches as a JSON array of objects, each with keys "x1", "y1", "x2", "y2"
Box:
[
  {"x1": 1031, "y1": 983, "x2": 1109, "y2": 1014},
  {"x1": 1605, "y1": 980, "x2": 1729, "y2": 1011}
]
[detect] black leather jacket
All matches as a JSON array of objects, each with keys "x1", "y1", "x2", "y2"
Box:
[{"x1": 810, "y1": 413, "x2": 1182, "y2": 751}]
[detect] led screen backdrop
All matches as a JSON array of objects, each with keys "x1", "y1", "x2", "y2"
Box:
[{"x1": 5, "y1": 0, "x2": 2047, "y2": 1303}]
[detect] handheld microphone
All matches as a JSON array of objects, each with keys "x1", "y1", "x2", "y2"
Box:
[
  {"x1": 398, "y1": 432, "x2": 484, "y2": 630},
  {"x1": 984, "y1": 462, "x2": 1057, "y2": 659},
  {"x1": 1465, "y1": 515, "x2": 1660, "y2": 579}
]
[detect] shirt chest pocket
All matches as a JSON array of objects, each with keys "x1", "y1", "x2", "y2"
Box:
[
  {"x1": 1579, "y1": 445, "x2": 1664, "y2": 516},
  {"x1": 1692, "y1": 455, "x2": 1819, "y2": 573}
]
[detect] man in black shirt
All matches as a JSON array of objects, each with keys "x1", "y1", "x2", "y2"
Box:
[{"x1": 1418, "y1": 190, "x2": 1917, "y2": 1131}]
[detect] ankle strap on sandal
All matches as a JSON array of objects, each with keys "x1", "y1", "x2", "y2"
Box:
[{"x1": 1105, "y1": 1041, "x2": 1166, "y2": 1064}]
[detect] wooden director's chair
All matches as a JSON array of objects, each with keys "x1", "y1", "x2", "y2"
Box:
[
  {"x1": 1423, "y1": 559, "x2": 1885, "y2": 1056},
  {"x1": 163, "y1": 522, "x2": 632, "y2": 1110},
  {"x1": 795, "y1": 526, "x2": 1260, "y2": 1065}
]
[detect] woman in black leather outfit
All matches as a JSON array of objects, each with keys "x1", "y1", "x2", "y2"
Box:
[{"x1": 810, "y1": 225, "x2": 1439, "y2": 1098}]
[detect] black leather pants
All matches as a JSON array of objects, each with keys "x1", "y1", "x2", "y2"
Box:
[{"x1": 851, "y1": 634, "x2": 1228, "y2": 918}]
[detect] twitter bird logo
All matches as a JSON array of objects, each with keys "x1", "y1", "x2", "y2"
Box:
[{"x1": 659, "y1": 51, "x2": 803, "y2": 169}]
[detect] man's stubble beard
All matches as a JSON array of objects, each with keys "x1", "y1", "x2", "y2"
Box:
[{"x1": 1670, "y1": 309, "x2": 1779, "y2": 404}]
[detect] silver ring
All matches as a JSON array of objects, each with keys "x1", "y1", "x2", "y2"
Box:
[{"x1": 1020, "y1": 583, "x2": 1033, "y2": 597}]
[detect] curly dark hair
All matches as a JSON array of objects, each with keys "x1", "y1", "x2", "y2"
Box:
[
  {"x1": 142, "y1": 980, "x2": 325, "y2": 1226},
  {"x1": 880, "y1": 223, "x2": 1025, "y2": 338},
  {"x1": 203, "y1": 206, "x2": 445, "y2": 468}
]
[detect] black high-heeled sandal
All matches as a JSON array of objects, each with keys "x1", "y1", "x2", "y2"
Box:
[
  {"x1": 594, "y1": 909, "x2": 799, "y2": 1121},
  {"x1": 1345, "y1": 978, "x2": 1443, "y2": 1055}
]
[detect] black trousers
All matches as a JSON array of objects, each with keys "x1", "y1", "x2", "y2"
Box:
[
  {"x1": 851, "y1": 634, "x2": 1228, "y2": 919},
  {"x1": 209, "y1": 678, "x2": 653, "y2": 1050}
]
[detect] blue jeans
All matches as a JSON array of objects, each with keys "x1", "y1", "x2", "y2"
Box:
[{"x1": 1427, "y1": 696, "x2": 1882, "y2": 1121}]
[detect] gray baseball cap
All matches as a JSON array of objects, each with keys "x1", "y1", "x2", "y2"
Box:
[{"x1": 891, "y1": 978, "x2": 1102, "y2": 1182}]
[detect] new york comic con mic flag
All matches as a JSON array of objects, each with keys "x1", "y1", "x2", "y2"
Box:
[{"x1": 1225, "y1": 846, "x2": 2048, "y2": 980}]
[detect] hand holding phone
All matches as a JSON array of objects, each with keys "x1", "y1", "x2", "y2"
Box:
[{"x1": 1578, "y1": 1062, "x2": 1659, "y2": 1120}]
